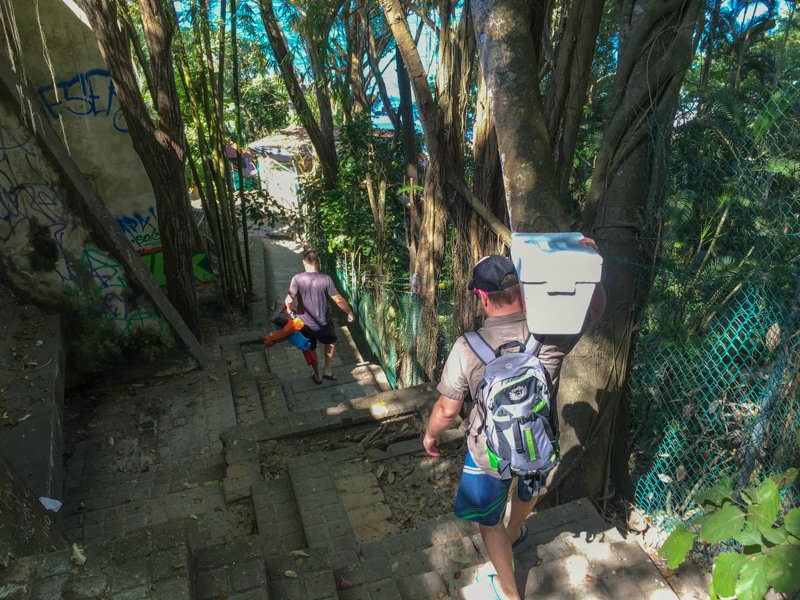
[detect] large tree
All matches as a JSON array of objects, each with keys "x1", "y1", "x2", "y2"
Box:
[
  {"x1": 80, "y1": 0, "x2": 200, "y2": 333},
  {"x1": 472, "y1": 0, "x2": 704, "y2": 501}
]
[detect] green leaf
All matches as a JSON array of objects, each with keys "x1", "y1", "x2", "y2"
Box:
[
  {"x1": 736, "y1": 522, "x2": 765, "y2": 547},
  {"x1": 758, "y1": 525, "x2": 789, "y2": 546},
  {"x1": 659, "y1": 525, "x2": 696, "y2": 569},
  {"x1": 773, "y1": 468, "x2": 798, "y2": 490},
  {"x1": 765, "y1": 544, "x2": 800, "y2": 592},
  {"x1": 698, "y1": 505, "x2": 746, "y2": 544},
  {"x1": 784, "y1": 507, "x2": 800, "y2": 538},
  {"x1": 742, "y1": 478, "x2": 780, "y2": 524},
  {"x1": 695, "y1": 477, "x2": 734, "y2": 508},
  {"x1": 735, "y1": 555, "x2": 769, "y2": 600},
  {"x1": 711, "y1": 551, "x2": 747, "y2": 597}
]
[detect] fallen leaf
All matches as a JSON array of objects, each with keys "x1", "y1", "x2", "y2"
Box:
[
  {"x1": 449, "y1": 549, "x2": 472, "y2": 565},
  {"x1": 290, "y1": 550, "x2": 310, "y2": 558},
  {"x1": 284, "y1": 570, "x2": 297, "y2": 578},
  {"x1": 675, "y1": 465, "x2": 686, "y2": 482},
  {"x1": 70, "y1": 543, "x2": 87, "y2": 566},
  {"x1": 391, "y1": 561, "x2": 399, "y2": 573},
  {"x1": 376, "y1": 465, "x2": 385, "y2": 479},
  {"x1": 656, "y1": 473, "x2": 673, "y2": 484},
  {"x1": 108, "y1": 436, "x2": 114, "y2": 446},
  {"x1": 337, "y1": 577, "x2": 354, "y2": 590},
  {"x1": 388, "y1": 472, "x2": 396, "y2": 484}
]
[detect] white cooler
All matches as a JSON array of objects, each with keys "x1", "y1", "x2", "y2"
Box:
[{"x1": 510, "y1": 232, "x2": 603, "y2": 335}]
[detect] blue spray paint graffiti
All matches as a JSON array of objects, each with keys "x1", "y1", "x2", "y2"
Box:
[
  {"x1": 0, "y1": 126, "x2": 74, "y2": 282},
  {"x1": 117, "y1": 207, "x2": 160, "y2": 249},
  {"x1": 37, "y1": 69, "x2": 127, "y2": 133},
  {"x1": 0, "y1": 125, "x2": 161, "y2": 331}
]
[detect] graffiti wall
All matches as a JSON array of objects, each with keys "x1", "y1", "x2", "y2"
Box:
[
  {"x1": 0, "y1": 97, "x2": 166, "y2": 334},
  {"x1": 0, "y1": 0, "x2": 216, "y2": 354}
]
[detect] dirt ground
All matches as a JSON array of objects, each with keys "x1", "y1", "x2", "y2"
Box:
[
  {"x1": 258, "y1": 416, "x2": 469, "y2": 531},
  {"x1": 373, "y1": 438, "x2": 467, "y2": 529}
]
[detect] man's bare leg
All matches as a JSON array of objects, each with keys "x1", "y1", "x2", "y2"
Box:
[
  {"x1": 507, "y1": 488, "x2": 540, "y2": 544},
  {"x1": 311, "y1": 348, "x2": 321, "y2": 382},
  {"x1": 479, "y1": 523, "x2": 519, "y2": 600},
  {"x1": 323, "y1": 343, "x2": 335, "y2": 378}
]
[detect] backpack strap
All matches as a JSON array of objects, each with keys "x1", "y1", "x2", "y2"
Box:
[
  {"x1": 523, "y1": 334, "x2": 543, "y2": 357},
  {"x1": 463, "y1": 331, "x2": 497, "y2": 365}
]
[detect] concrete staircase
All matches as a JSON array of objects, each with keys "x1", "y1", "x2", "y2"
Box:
[{"x1": 0, "y1": 237, "x2": 687, "y2": 599}]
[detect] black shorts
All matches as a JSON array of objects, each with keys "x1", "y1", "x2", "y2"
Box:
[{"x1": 300, "y1": 322, "x2": 337, "y2": 350}]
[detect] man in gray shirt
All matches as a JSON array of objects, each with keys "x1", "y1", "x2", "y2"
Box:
[{"x1": 285, "y1": 250, "x2": 355, "y2": 384}]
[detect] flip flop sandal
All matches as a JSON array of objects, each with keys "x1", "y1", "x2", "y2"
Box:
[
  {"x1": 322, "y1": 375, "x2": 338, "y2": 381},
  {"x1": 311, "y1": 375, "x2": 322, "y2": 385}
]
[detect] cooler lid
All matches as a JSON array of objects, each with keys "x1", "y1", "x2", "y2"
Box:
[{"x1": 511, "y1": 232, "x2": 603, "y2": 284}]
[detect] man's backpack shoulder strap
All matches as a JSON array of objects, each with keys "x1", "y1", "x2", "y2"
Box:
[
  {"x1": 524, "y1": 334, "x2": 543, "y2": 358},
  {"x1": 463, "y1": 331, "x2": 496, "y2": 365}
]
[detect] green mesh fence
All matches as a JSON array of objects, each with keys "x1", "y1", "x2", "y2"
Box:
[
  {"x1": 630, "y1": 85, "x2": 800, "y2": 530},
  {"x1": 334, "y1": 261, "x2": 454, "y2": 389}
]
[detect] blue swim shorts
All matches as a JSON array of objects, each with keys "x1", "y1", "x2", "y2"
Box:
[{"x1": 453, "y1": 451, "x2": 534, "y2": 526}]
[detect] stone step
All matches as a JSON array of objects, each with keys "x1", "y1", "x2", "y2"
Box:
[
  {"x1": 0, "y1": 306, "x2": 65, "y2": 501},
  {"x1": 192, "y1": 534, "x2": 270, "y2": 600},
  {"x1": 0, "y1": 456, "x2": 68, "y2": 561},
  {"x1": 231, "y1": 370, "x2": 266, "y2": 424},
  {"x1": 0, "y1": 521, "x2": 192, "y2": 599},
  {"x1": 252, "y1": 479, "x2": 306, "y2": 557},
  {"x1": 63, "y1": 446, "x2": 225, "y2": 500},
  {"x1": 64, "y1": 479, "x2": 254, "y2": 547},
  {"x1": 265, "y1": 546, "x2": 337, "y2": 600}
]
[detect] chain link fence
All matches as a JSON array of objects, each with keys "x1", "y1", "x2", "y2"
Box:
[
  {"x1": 334, "y1": 259, "x2": 454, "y2": 388},
  {"x1": 630, "y1": 85, "x2": 800, "y2": 529}
]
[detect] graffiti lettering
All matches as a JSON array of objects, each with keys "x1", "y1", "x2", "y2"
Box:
[
  {"x1": 117, "y1": 207, "x2": 216, "y2": 288},
  {"x1": 117, "y1": 207, "x2": 160, "y2": 249},
  {"x1": 37, "y1": 69, "x2": 127, "y2": 133},
  {"x1": 0, "y1": 127, "x2": 74, "y2": 282},
  {"x1": 83, "y1": 247, "x2": 163, "y2": 330},
  {"x1": 138, "y1": 247, "x2": 215, "y2": 287}
]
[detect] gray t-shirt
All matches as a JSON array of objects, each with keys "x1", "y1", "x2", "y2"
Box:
[
  {"x1": 289, "y1": 272, "x2": 338, "y2": 330},
  {"x1": 437, "y1": 312, "x2": 582, "y2": 479}
]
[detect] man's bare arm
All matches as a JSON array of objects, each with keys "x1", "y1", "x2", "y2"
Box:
[
  {"x1": 284, "y1": 293, "x2": 294, "y2": 311},
  {"x1": 330, "y1": 293, "x2": 355, "y2": 323},
  {"x1": 423, "y1": 395, "x2": 463, "y2": 457}
]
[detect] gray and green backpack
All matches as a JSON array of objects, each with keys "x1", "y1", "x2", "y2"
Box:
[{"x1": 464, "y1": 332, "x2": 559, "y2": 480}]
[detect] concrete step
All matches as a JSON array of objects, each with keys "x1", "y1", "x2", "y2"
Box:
[
  {"x1": 0, "y1": 304, "x2": 65, "y2": 501},
  {"x1": 0, "y1": 456, "x2": 68, "y2": 561},
  {"x1": 0, "y1": 521, "x2": 192, "y2": 599},
  {"x1": 265, "y1": 546, "x2": 337, "y2": 600},
  {"x1": 231, "y1": 370, "x2": 266, "y2": 425},
  {"x1": 252, "y1": 479, "x2": 305, "y2": 557},
  {"x1": 192, "y1": 534, "x2": 269, "y2": 600}
]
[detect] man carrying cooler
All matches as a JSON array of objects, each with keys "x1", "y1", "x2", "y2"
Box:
[{"x1": 423, "y1": 244, "x2": 605, "y2": 600}]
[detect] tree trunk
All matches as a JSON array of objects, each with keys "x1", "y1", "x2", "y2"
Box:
[
  {"x1": 472, "y1": 0, "x2": 569, "y2": 233},
  {"x1": 258, "y1": 0, "x2": 338, "y2": 187},
  {"x1": 231, "y1": 0, "x2": 252, "y2": 297},
  {"x1": 554, "y1": 0, "x2": 704, "y2": 503},
  {"x1": 544, "y1": 0, "x2": 606, "y2": 204},
  {"x1": 381, "y1": 0, "x2": 476, "y2": 379},
  {"x1": 396, "y1": 48, "x2": 419, "y2": 284},
  {"x1": 80, "y1": 0, "x2": 199, "y2": 334}
]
